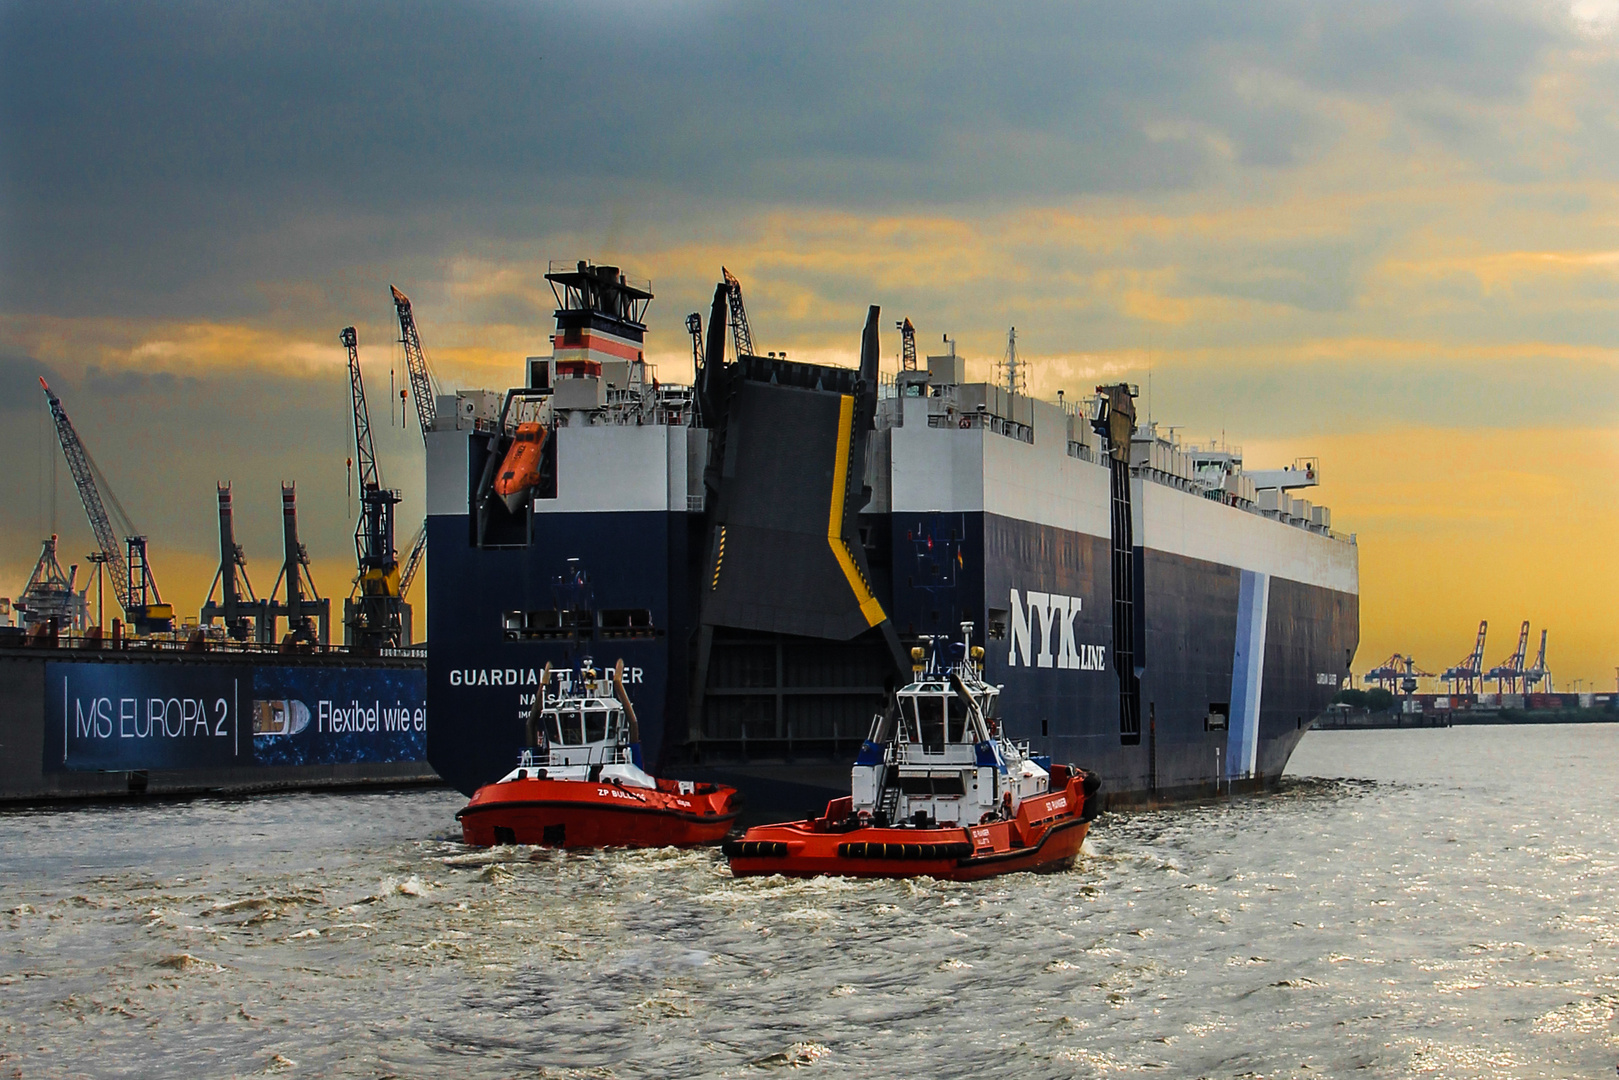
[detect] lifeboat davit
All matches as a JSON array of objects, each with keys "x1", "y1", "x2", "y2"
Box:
[
  {"x1": 459, "y1": 660, "x2": 741, "y2": 848},
  {"x1": 726, "y1": 629, "x2": 1100, "y2": 881}
]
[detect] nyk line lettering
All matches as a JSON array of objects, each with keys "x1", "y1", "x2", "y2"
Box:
[{"x1": 1008, "y1": 589, "x2": 1106, "y2": 670}]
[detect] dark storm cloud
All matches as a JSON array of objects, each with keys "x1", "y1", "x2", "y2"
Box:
[{"x1": 0, "y1": 1, "x2": 1568, "y2": 319}]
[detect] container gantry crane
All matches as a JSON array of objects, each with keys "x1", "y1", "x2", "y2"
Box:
[
  {"x1": 1365, "y1": 653, "x2": 1432, "y2": 695},
  {"x1": 1485, "y1": 620, "x2": 1532, "y2": 694},
  {"x1": 1522, "y1": 629, "x2": 1551, "y2": 693},
  {"x1": 39, "y1": 378, "x2": 173, "y2": 634},
  {"x1": 341, "y1": 327, "x2": 404, "y2": 649},
  {"x1": 1441, "y1": 620, "x2": 1488, "y2": 695}
]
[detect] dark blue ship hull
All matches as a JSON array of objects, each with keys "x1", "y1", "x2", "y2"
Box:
[
  {"x1": 427, "y1": 504, "x2": 1357, "y2": 806},
  {"x1": 425, "y1": 510, "x2": 693, "y2": 797}
]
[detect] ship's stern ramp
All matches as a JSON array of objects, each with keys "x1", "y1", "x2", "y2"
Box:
[{"x1": 689, "y1": 302, "x2": 907, "y2": 757}]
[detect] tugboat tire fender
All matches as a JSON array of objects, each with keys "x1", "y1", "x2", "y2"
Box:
[
  {"x1": 722, "y1": 839, "x2": 789, "y2": 858},
  {"x1": 833, "y1": 841, "x2": 974, "y2": 861}
]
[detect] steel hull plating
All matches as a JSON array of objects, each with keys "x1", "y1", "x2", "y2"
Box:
[{"x1": 426, "y1": 503, "x2": 1357, "y2": 805}]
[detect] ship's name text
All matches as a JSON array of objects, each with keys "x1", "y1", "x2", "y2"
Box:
[{"x1": 449, "y1": 667, "x2": 645, "y2": 688}]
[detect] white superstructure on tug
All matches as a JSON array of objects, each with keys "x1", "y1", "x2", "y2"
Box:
[{"x1": 852, "y1": 625, "x2": 1052, "y2": 828}]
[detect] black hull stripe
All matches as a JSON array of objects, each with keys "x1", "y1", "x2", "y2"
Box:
[{"x1": 730, "y1": 814, "x2": 1087, "y2": 870}]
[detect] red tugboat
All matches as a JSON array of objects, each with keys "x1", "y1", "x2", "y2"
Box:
[
  {"x1": 459, "y1": 660, "x2": 741, "y2": 848},
  {"x1": 725, "y1": 627, "x2": 1100, "y2": 881}
]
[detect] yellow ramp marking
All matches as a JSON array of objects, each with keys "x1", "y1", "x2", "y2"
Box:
[{"x1": 829, "y1": 394, "x2": 886, "y2": 627}]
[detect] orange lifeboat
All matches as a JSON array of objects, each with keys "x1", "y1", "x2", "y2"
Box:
[
  {"x1": 493, "y1": 422, "x2": 548, "y2": 514},
  {"x1": 458, "y1": 660, "x2": 742, "y2": 849}
]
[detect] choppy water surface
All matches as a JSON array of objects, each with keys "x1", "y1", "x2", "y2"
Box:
[{"x1": 3, "y1": 725, "x2": 1617, "y2": 1078}]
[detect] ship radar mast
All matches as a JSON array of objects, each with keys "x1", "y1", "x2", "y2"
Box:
[{"x1": 998, "y1": 327, "x2": 1026, "y2": 399}]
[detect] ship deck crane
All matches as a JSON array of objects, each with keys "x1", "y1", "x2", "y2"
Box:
[
  {"x1": 722, "y1": 267, "x2": 756, "y2": 362},
  {"x1": 391, "y1": 286, "x2": 440, "y2": 606},
  {"x1": 341, "y1": 327, "x2": 403, "y2": 649},
  {"x1": 1441, "y1": 620, "x2": 1488, "y2": 695},
  {"x1": 1485, "y1": 620, "x2": 1532, "y2": 694},
  {"x1": 39, "y1": 378, "x2": 172, "y2": 634},
  {"x1": 897, "y1": 318, "x2": 918, "y2": 371}
]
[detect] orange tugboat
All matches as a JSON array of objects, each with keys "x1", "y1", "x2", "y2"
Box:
[
  {"x1": 459, "y1": 660, "x2": 741, "y2": 848},
  {"x1": 725, "y1": 628, "x2": 1099, "y2": 880}
]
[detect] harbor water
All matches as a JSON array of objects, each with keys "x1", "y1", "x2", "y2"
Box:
[{"x1": 2, "y1": 725, "x2": 1616, "y2": 1078}]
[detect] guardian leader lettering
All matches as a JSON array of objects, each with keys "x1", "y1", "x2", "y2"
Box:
[
  {"x1": 73, "y1": 696, "x2": 229, "y2": 740},
  {"x1": 319, "y1": 701, "x2": 425, "y2": 733},
  {"x1": 448, "y1": 667, "x2": 644, "y2": 687},
  {"x1": 1007, "y1": 589, "x2": 1107, "y2": 670}
]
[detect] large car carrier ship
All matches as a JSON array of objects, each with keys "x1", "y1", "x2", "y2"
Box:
[{"x1": 425, "y1": 262, "x2": 1359, "y2": 811}]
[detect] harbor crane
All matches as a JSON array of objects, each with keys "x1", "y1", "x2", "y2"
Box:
[
  {"x1": 1522, "y1": 629, "x2": 1551, "y2": 693},
  {"x1": 269, "y1": 481, "x2": 330, "y2": 646},
  {"x1": 39, "y1": 378, "x2": 173, "y2": 634},
  {"x1": 16, "y1": 535, "x2": 90, "y2": 634},
  {"x1": 341, "y1": 327, "x2": 404, "y2": 649},
  {"x1": 1441, "y1": 620, "x2": 1488, "y2": 694},
  {"x1": 1485, "y1": 620, "x2": 1531, "y2": 694},
  {"x1": 391, "y1": 286, "x2": 440, "y2": 604},
  {"x1": 722, "y1": 267, "x2": 756, "y2": 362},
  {"x1": 200, "y1": 482, "x2": 271, "y2": 642}
]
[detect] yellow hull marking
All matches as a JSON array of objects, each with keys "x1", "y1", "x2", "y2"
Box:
[{"x1": 829, "y1": 394, "x2": 886, "y2": 627}]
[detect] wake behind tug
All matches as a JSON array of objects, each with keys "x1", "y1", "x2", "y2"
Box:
[
  {"x1": 459, "y1": 660, "x2": 740, "y2": 848},
  {"x1": 725, "y1": 628, "x2": 1100, "y2": 880}
]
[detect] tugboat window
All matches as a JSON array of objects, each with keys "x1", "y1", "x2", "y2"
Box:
[
  {"x1": 898, "y1": 696, "x2": 920, "y2": 743},
  {"x1": 557, "y1": 708, "x2": 585, "y2": 745},
  {"x1": 917, "y1": 696, "x2": 947, "y2": 753},
  {"x1": 584, "y1": 708, "x2": 609, "y2": 744},
  {"x1": 946, "y1": 697, "x2": 969, "y2": 744}
]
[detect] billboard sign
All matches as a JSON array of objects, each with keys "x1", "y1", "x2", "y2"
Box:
[{"x1": 44, "y1": 661, "x2": 427, "y2": 772}]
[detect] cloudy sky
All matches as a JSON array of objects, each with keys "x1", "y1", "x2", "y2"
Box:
[{"x1": 3, "y1": 1, "x2": 1615, "y2": 687}]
